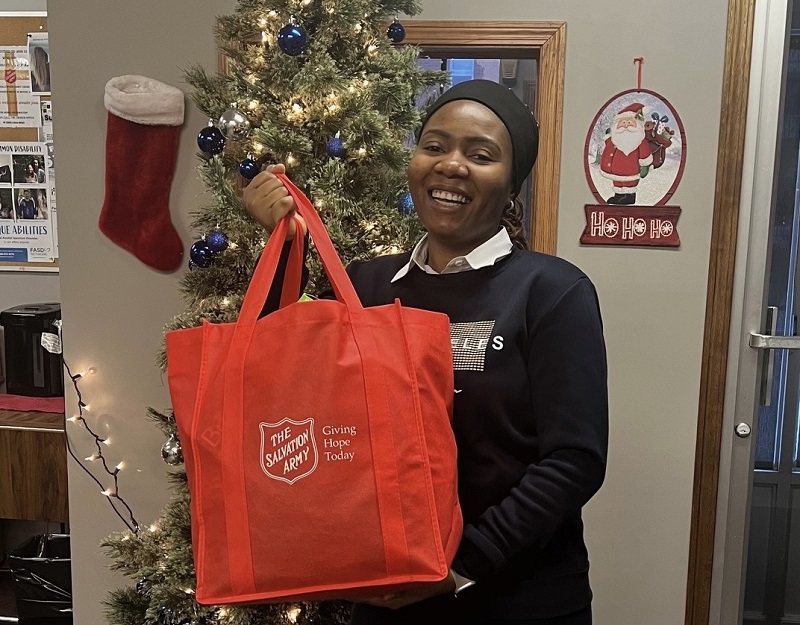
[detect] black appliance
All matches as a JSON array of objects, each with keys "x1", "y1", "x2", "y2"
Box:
[{"x1": 0, "y1": 303, "x2": 63, "y2": 397}]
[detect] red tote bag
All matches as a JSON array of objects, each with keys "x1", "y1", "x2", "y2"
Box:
[{"x1": 166, "y1": 174, "x2": 462, "y2": 605}]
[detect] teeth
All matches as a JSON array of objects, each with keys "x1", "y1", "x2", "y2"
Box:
[{"x1": 431, "y1": 190, "x2": 469, "y2": 204}]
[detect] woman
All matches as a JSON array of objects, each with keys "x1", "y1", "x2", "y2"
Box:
[
  {"x1": 33, "y1": 188, "x2": 47, "y2": 218},
  {"x1": 32, "y1": 159, "x2": 45, "y2": 184},
  {"x1": 243, "y1": 80, "x2": 608, "y2": 625}
]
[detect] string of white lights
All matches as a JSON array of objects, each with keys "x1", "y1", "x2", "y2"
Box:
[{"x1": 63, "y1": 358, "x2": 140, "y2": 534}]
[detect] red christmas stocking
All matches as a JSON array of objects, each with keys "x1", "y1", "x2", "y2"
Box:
[{"x1": 99, "y1": 75, "x2": 184, "y2": 271}]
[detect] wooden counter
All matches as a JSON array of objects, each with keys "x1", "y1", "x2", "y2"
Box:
[{"x1": 0, "y1": 410, "x2": 69, "y2": 522}]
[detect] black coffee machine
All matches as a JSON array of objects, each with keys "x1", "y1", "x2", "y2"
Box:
[{"x1": 0, "y1": 303, "x2": 63, "y2": 397}]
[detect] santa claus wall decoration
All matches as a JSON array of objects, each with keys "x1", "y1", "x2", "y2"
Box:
[{"x1": 582, "y1": 86, "x2": 686, "y2": 247}]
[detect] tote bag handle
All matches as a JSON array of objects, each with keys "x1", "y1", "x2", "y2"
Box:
[{"x1": 237, "y1": 174, "x2": 363, "y2": 327}]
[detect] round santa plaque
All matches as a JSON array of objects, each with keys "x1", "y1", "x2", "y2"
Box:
[{"x1": 584, "y1": 88, "x2": 686, "y2": 207}]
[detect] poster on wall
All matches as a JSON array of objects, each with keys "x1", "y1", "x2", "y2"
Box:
[
  {"x1": 0, "y1": 142, "x2": 56, "y2": 265},
  {"x1": 0, "y1": 45, "x2": 30, "y2": 92},
  {"x1": 0, "y1": 45, "x2": 41, "y2": 128},
  {"x1": 39, "y1": 101, "x2": 55, "y2": 213},
  {"x1": 44, "y1": 128, "x2": 56, "y2": 259},
  {"x1": 27, "y1": 32, "x2": 50, "y2": 95},
  {"x1": 581, "y1": 74, "x2": 687, "y2": 247},
  {"x1": 39, "y1": 99, "x2": 51, "y2": 142}
]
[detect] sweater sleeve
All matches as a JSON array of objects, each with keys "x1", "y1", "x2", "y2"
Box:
[{"x1": 452, "y1": 277, "x2": 608, "y2": 580}]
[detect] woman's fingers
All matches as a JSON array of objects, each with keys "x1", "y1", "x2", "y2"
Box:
[{"x1": 241, "y1": 163, "x2": 306, "y2": 239}]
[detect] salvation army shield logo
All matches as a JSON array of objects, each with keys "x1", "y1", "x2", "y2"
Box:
[{"x1": 259, "y1": 418, "x2": 318, "y2": 485}]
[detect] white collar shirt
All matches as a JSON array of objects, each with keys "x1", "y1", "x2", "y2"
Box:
[{"x1": 390, "y1": 228, "x2": 514, "y2": 283}]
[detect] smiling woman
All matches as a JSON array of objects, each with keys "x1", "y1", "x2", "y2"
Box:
[
  {"x1": 409, "y1": 100, "x2": 513, "y2": 269},
  {"x1": 244, "y1": 78, "x2": 609, "y2": 625},
  {"x1": 408, "y1": 80, "x2": 535, "y2": 271}
]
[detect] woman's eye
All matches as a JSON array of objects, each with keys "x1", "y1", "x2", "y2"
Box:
[
  {"x1": 471, "y1": 153, "x2": 492, "y2": 162},
  {"x1": 423, "y1": 145, "x2": 443, "y2": 152}
]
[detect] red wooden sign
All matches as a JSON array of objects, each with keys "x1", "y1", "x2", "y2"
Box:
[{"x1": 580, "y1": 205, "x2": 681, "y2": 247}]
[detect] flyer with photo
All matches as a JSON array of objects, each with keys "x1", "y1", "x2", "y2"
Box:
[
  {"x1": 0, "y1": 142, "x2": 56, "y2": 264},
  {"x1": 27, "y1": 33, "x2": 50, "y2": 95}
]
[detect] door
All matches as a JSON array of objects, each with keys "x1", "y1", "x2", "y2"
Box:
[{"x1": 717, "y1": 0, "x2": 800, "y2": 623}]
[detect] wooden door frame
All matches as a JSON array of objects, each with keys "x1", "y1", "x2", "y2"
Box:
[
  {"x1": 685, "y1": 0, "x2": 757, "y2": 623},
  {"x1": 404, "y1": 21, "x2": 566, "y2": 255}
]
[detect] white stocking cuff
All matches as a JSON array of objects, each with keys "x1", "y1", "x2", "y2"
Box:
[{"x1": 104, "y1": 75, "x2": 185, "y2": 126}]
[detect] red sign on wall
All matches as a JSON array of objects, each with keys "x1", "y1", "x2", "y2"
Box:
[{"x1": 580, "y1": 205, "x2": 681, "y2": 247}]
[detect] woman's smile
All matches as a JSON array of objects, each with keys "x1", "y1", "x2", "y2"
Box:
[{"x1": 430, "y1": 188, "x2": 472, "y2": 206}]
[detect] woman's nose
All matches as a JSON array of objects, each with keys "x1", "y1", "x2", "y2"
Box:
[{"x1": 434, "y1": 155, "x2": 468, "y2": 177}]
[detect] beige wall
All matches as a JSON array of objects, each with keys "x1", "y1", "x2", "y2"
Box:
[
  {"x1": 414, "y1": 2, "x2": 726, "y2": 622},
  {"x1": 0, "y1": 1, "x2": 46, "y2": 11},
  {"x1": 48, "y1": 1, "x2": 234, "y2": 623},
  {"x1": 48, "y1": 0, "x2": 728, "y2": 623}
]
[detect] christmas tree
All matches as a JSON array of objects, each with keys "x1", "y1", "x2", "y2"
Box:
[{"x1": 101, "y1": 0, "x2": 444, "y2": 623}]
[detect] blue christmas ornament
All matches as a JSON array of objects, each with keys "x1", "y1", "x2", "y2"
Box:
[
  {"x1": 326, "y1": 136, "x2": 346, "y2": 159},
  {"x1": 387, "y1": 20, "x2": 406, "y2": 43},
  {"x1": 135, "y1": 578, "x2": 150, "y2": 596},
  {"x1": 157, "y1": 605, "x2": 174, "y2": 625},
  {"x1": 278, "y1": 22, "x2": 308, "y2": 56},
  {"x1": 206, "y1": 230, "x2": 229, "y2": 253},
  {"x1": 397, "y1": 192, "x2": 415, "y2": 215},
  {"x1": 189, "y1": 241, "x2": 214, "y2": 268},
  {"x1": 239, "y1": 156, "x2": 260, "y2": 179},
  {"x1": 197, "y1": 124, "x2": 225, "y2": 155}
]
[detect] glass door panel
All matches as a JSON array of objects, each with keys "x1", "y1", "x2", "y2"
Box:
[{"x1": 743, "y1": 5, "x2": 800, "y2": 623}]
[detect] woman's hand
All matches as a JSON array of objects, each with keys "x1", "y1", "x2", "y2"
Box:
[
  {"x1": 241, "y1": 163, "x2": 307, "y2": 240},
  {"x1": 360, "y1": 573, "x2": 456, "y2": 609}
]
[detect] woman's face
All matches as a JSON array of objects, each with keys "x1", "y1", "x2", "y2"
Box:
[{"x1": 408, "y1": 100, "x2": 513, "y2": 255}]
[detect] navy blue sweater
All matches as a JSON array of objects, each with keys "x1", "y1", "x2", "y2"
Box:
[{"x1": 265, "y1": 246, "x2": 608, "y2": 619}]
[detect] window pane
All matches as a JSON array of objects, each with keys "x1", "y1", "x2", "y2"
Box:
[
  {"x1": 757, "y1": 38, "x2": 800, "y2": 469},
  {"x1": 744, "y1": 485, "x2": 776, "y2": 615},
  {"x1": 447, "y1": 58, "x2": 475, "y2": 85},
  {"x1": 785, "y1": 486, "x2": 800, "y2": 616}
]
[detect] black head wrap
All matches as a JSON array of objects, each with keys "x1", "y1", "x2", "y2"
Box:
[{"x1": 417, "y1": 79, "x2": 539, "y2": 195}]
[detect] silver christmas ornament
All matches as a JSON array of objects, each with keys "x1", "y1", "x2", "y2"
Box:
[
  {"x1": 161, "y1": 433, "x2": 183, "y2": 466},
  {"x1": 218, "y1": 104, "x2": 251, "y2": 141}
]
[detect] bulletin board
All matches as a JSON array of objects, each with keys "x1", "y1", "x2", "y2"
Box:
[{"x1": 0, "y1": 13, "x2": 57, "y2": 272}]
